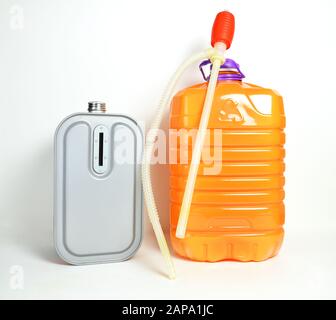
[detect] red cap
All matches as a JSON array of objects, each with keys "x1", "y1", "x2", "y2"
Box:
[{"x1": 211, "y1": 11, "x2": 235, "y2": 49}]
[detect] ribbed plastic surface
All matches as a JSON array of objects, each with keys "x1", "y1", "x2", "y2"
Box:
[{"x1": 169, "y1": 81, "x2": 285, "y2": 262}]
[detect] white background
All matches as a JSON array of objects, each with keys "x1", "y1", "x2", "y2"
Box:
[{"x1": 0, "y1": 0, "x2": 336, "y2": 300}]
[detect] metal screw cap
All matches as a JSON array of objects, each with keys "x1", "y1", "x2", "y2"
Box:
[{"x1": 88, "y1": 101, "x2": 106, "y2": 113}]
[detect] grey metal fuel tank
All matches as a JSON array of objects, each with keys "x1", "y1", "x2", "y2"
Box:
[{"x1": 54, "y1": 102, "x2": 143, "y2": 265}]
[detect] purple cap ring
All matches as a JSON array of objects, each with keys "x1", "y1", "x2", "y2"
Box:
[{"x1": 199, "y1": 58, "x2": 245, "y2": 81}]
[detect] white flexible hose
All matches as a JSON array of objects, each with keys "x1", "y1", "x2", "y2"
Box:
[
  {"x1": 176, "y1": 43, "x2": 226, "y2": 238},
  {"x1": 142, "y1": 50, "x2": 212, "y2": 280}
]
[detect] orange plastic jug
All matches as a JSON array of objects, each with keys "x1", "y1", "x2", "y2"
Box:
[{"x1": 169, "y1": 59, "x2": 285, "y2": 262}]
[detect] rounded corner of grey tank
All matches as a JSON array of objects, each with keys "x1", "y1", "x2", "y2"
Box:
[
  {"x1": 55, "y1": 112, "x2": 77, "y2": 128},
  {"x1": 122, "y1": 235, "x2": 143, "y2": 261},
  {"x1": 53, "y1": 226, "x2": 84, "y2": 265},
  {"x1": 54, "y1": 242, "x2": 77, "y2": 266},
  {"x1": 54, "y1": 113, "x2": 82, "y2": 141},
  {"x1": 117, "y1": 115, "x2": 144, "y2": 138}
]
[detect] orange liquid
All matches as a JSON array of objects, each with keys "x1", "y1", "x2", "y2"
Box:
[{"x1": 169, "y1": 80, "x2": 285, "y2": 262}]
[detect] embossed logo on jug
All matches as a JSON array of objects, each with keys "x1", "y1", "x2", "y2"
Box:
[
  {"x1": 218, "y1": 98, "x2": 243, "y2": 123},
  {"x1": 218, "y1": 95, "x2": 256, "y2": 126}
]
